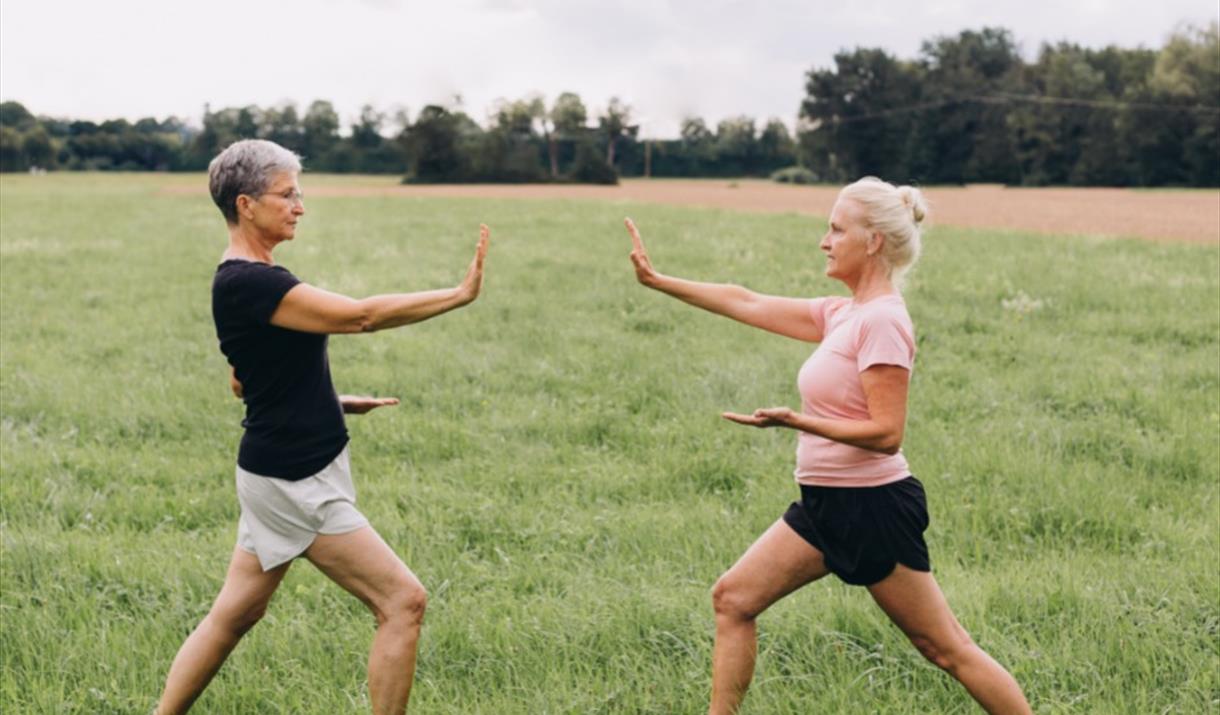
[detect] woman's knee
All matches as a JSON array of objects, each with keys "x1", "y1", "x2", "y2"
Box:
[
  {"x1": 208, "y1": 601, "x2": 269, "y2": 639},
  {"x1": 711, "y1": 575, "x2": 760, "y2": 622},
  {"x1": 378, "y1": 579, "x2": 427, "y2": 627},
  {"x1": 909, "y1": 627, "x2": 976, "y2": 672}
]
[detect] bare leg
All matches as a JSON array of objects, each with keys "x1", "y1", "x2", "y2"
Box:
[
  {"x1": 868, "y1": 565, "x2": 1032, "y2": 715},
  {"x1": 709, "y1": 518, "x2": 831, "y2": 715},
  {"x1": 305, "y1": 526, "x2": 426, "y2": 715},
  {"x1": 156, "y1": 546, "x2": 290, "y2": 714}
]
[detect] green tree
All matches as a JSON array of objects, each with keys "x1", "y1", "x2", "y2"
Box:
[
  {"x1": 599, "y1": 97, "x2": 634, "y2": 167},
  {"x1": 569, "y1": 139, "x2": 618, "y2": 184},
  {"x1": 404, "y1": 105, "x2": 471, "y2": 182},
  {"x1": 21, "y1": 126, "x2": 56, "y2": 169},
  {"x1": 548, "y1": 92, "x2": 587, "y2": 177},
  {"x1": 0, "y1": 126, "x2": 24, "y2": 171},
  {"x1": 714, "y1": 116, "x2": 758, "y2": 175},
  {"x1": 799, "y1": 47, "x2": 923, "y2": 182},
  {"x1": 1008, "y1": 43, "x2": 1118, "y2": 184},
  {"x1": 757, "y1": 119, "x2": 797, "y2": 173},
  {"x1": 480, "y1": 96, "x2": 546, "y2": 182},
  {"x1": 916, "y1": 27, "x2": 1022, "y2": 182},
  {"x1": 1143, "y1": 22, "x2": 1219, "y2": 185},
  {"x1": 302, "y1": 100, "x2": 340, "y2": 167},
  {"x1": 907, "y1": 27, "x2": 1019, "y2": 184},
  {"x1": 262, "y1": 103, "x2": 305, "y2": 154},
  {"x1": 0, "y1": 101, "x2": 36, "y2": 130}
]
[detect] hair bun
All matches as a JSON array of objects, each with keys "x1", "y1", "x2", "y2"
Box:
[{"x1": 898, "y1": 186, "x2": 927, "y2": 225}]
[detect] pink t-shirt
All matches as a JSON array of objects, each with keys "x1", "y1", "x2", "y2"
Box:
[{"x1": 794, "y1": 294, "x2": 915, "y2": 487}]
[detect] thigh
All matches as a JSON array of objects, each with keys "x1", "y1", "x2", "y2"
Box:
[
  {"x1": 211, "y1": 545, "x2": 291, "y2": 623},
  {"x1": 867, "y1": 564, "x2": 969, "y2": 647},
  {"x1": 304, "y1": 526, "x2": 422, "y2": 614},
  {"x1": 718, "y1": 518, "x2": 832, "y2": 615}
]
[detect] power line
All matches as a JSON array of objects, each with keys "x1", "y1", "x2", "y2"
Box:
[
  {"x1": 987, "y1": 92, "x2": 1220, "y2": 113},
  {"x1": 809, "y1": 93, "x2": 1220, "y2": 128}
]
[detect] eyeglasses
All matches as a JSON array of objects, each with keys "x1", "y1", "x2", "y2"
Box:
[{"x1": 259, "y1": 188, "x2": 304, "y2": 204}]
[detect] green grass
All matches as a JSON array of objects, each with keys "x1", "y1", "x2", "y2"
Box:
[{"x1": 1, "y1": 173, "x2": 1217, "y2": 714}]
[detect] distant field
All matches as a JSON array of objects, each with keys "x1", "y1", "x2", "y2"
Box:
[
  {"x1": 2, "y1": 173, "x2": 1218, "y2": 713},
  {"x1": 157, "y1": 174, "x2": 1220, "y2": 244}
]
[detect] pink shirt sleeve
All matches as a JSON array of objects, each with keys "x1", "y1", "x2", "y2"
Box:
[
  {"x1": 807, "y1": 297, "x2": 840, "y2": 341},
  {"x1": 855, "y1": 307, "x2": 915, "y2": 372}
]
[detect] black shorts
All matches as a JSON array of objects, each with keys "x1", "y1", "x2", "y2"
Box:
[{"x1": 782, "y1": 476, "x2": 931, "y2": 586}]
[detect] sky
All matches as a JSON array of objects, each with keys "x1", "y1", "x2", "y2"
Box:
[{"x1": 1, "y1": 0, "x2": 1214, "y2": 138}]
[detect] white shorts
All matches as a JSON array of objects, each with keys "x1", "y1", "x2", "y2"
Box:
[{"x1": 235, "y1": 446, "x2": 369, "y2": 571}]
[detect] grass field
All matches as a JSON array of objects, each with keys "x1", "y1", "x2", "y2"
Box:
[{"x1": 1, "y1": 173, "x2": 1217, "y2": 714}]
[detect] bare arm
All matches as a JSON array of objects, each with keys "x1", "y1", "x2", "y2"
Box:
[
  {"x1": 722, "y1": 364, "x2": 910, "y2": 454},
  {"x1": 339, "y1": 395, "x2": 399, "y2": 414},
  {"x1": 625, "y1": 218, "x2": 822, "y2": 342},
  {"x1": 270, "y1": 225, "x2": 489, "y2": 335}
]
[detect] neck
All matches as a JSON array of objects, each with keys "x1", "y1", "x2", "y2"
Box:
[
  {"x1": 845, "y1": 262, "x2": 896, "y2": 303},
  {"x1": 222, "y1": 223, "x2": 276, "y2": 264}
]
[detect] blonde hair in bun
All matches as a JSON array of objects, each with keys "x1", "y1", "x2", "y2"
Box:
[{"x1": 839, "y1": 176, "x2": 928, "y2": 288}]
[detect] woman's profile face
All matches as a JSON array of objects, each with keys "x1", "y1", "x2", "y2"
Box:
[
  {"x1": 820, "y1": 197, "x2": 871, "y2": 284},
  {"x1": 248, "y1": 171, "x2": 305, "y2": 242}
]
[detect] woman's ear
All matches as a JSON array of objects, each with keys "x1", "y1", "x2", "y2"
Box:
[
  {"x1": 867, "y1": 232, "x2": 885, "y2": 257},
  {"x1": 236, "y1": 194, "x2": 254, "y2": 222}
]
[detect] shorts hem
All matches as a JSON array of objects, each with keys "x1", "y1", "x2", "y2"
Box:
[
  {"x1": 316, "y1": 517, "x2": 370, "y2": 537},
  {"x1": 238, "y1": 538, "x2": 314, "y2": 572},
  {"x1": 781, "y1": 476, "x2": 931, "y2": 588}
]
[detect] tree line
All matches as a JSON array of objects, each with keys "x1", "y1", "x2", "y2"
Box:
[
  {"x1": 1, "y1": 23, "x2": 1215, "y2": 186},
  {"x1": 0, "y1": 93, "x2": 797, "y2": 184},
  {"x1": 800, "y1": 23, "x2": 1219, "y2": 186}
]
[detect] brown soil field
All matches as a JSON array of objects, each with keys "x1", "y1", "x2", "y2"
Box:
[{"x1": 170, "y1": 178, "x2": 1220, "y2": 243}]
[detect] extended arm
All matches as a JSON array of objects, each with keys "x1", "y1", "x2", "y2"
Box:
[
  {"x1": 625, "y1": 218, "x2": 822, "y2": 342},
  {"x1": 722, "y1": 364, "x2": 909, "y2": 454},
  {"x1": 270, "y1": 225, "x2": 489, "y2": 335}
]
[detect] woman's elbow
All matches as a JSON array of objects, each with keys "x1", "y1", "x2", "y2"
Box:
[
  {"x1": 877, "y1": 430, "x2": 904, "y2": 455},
  {"x1": 339, "y1": 303, "x2": 378, "y2": 333}
]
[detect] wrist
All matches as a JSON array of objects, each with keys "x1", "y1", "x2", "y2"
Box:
[{"x1": 647, "y1": 272, "x2": 671, "y2": 292}]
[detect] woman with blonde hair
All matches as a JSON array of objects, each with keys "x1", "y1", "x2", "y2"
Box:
[{"x1": 625, "y1": 177, "x2": 1031, "y2": 714}]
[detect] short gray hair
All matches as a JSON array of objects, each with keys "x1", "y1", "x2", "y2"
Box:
[{"x1": 208, "y1": 139, "x2": 302, "y2": 225}]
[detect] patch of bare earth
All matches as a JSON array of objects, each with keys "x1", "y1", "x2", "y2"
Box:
[{"x1": 168, "y1": 179, "x2": 1220, "y2": 243}]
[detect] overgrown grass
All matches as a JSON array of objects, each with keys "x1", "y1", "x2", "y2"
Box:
[{"x1": 1, "y1": 174, "x2": 1217, "y2": 713}]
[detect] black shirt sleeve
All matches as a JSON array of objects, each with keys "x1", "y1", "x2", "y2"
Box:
[{"x1": 227, "y1": 262, "x2": 301, "y2": 325}]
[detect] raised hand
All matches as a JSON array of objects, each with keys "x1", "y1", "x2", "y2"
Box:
[
  {"x1": 625, "y1": 217, "x2": 661, "y2": 288},
  {"x1": 458, "y1": 224, "x2": 490, "y2": 303},
  {"x1": 721, "y1": 407, "x2": 796, "y2": 428},
  {"x1": 339, "y1": 395, "x2": 400, "y2": 415}
]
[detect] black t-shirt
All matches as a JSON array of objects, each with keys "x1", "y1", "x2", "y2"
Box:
[{"x1": 212, "y1": 260, "x2": 348, "y2": 480}]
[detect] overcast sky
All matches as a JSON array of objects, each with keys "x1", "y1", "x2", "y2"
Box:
[{"x1": 1, "y1": 0, "x2": 1214, "y2": 138}]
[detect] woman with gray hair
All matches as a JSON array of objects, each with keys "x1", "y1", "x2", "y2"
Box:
[
  {"x1": 625, "y1": 177, "x2": 1030, "y2": 714},
  {"x1": 156, "y1": 139, "x2": 489, "y2": 714}
]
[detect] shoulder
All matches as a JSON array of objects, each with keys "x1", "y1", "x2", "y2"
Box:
[
  {"x1": 215, "y1": 260, "x2": 298, "y2": 288},
  {"x1": 855, "y1": 296, "x2": 915, "y2": 338},
  {"x1": 810, "y1": 295, "x2": 852, "y2": 320},
  {"x1": 215, "y1": 259, "x2": 296, "y2": 278}
]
